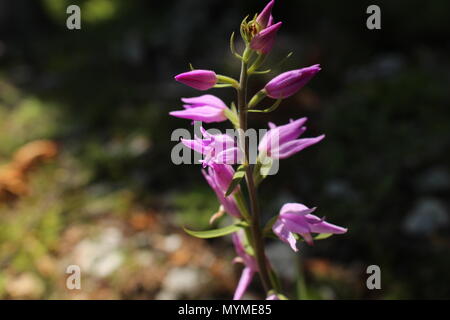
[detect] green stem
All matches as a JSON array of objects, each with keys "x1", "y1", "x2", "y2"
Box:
[{"x1": 237, "y1": 47, "x2": 273, "y2": 294}]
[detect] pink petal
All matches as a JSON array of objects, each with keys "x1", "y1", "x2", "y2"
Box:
[
  {"x1": 280, "y1": 216, "x2": 311, "y2": 234},
  {"x1": 309, "y1": 220, "x2": 348, "y2": 234},
  {"x1": 273, "y1": 135, "x2": 325, "y2": 159},
  {"x1": 180, "y1": 138, "x2": 208, "y2": 155},
  {"x1": 256, "y1": 0, "x2": 275, "y2": 29},
  {"x1": 181, "y1": 94, "x2": 227, "y2": 109},
  {"x1": 300, "y1": 232, "x2": 314, "y2": 246},
  {"x1": 170, "y1": 106, "x2": 227, "y2": 123},
  {"x1": 280, "y1": 203, "x2": 315, "y2": 215},
  {"x1": 273, "y1": 219, "x2": 298, "y2": 252},
  {"x1": 233, "y1": 267, "x2": 255, "y2": 300}
]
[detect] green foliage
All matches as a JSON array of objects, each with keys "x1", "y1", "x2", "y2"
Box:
[
  {"x1": 184, "y1": 221, "x2": 248, "y2": 239},
  {"x1": 225, "y1": 165, "x2": 246, "y2": 196},
  {"x1": 172, "y1": 188, "x2": 218, "y2": 230}
]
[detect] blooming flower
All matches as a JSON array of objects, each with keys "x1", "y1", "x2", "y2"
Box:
[
  {"x1": 250, "y1": 22, "x2": 282, "y2": 55},
  {"x1": 266, "y1": 294, "x2": 280, "y2": 300},
  {"x1": 273, "y1": 203, "x2": 347, "y2": 252},
  {"x1": 175, "y1": 70, "x2": 217, "y2": 91},
  {"x1": 202, "y1": 163, "x2": 241, "y2": 218},
  {"x1": 232, "y1": 232, "x2": 258, "y2": 300},
  {"x1": 169, "y1": 94, "x2": 228, "y2": 123},
  {"x1": 264, "y1": 65, "x2": 321, "y2": 99},
  {"x1": 258, "y1": 118, "x2": 325, "y2": 159},
  {"x1": 181, "y1": 127, "x2": 241, "y2": 166}
]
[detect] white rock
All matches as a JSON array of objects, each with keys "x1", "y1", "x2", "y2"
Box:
[
  {"x1": 159, "y1": 267, "x2": 207, "y2": 298},
  {"x1": 266, "y1": 242, "x2": 298, "y2": 281},
  {"x1": 72, "y1": 227, "x2": 124, "y2": 278},
  {"x1": 403, "y1": 197, "x2": 448, "y2": 235},
  {"x1": 163, "y1": 234, "x2": 182, "y2": 253},
  {"x1": 415, "y1": 167, "x2": 450, "y2": 192}
]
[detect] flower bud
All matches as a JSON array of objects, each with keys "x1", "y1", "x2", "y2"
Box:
[
  {"x1": 250, "y1": 21, "x2": 282, "y2": 55},
  {"x1": 175, "y1": 70, "x2": 217, "y2": 91},
  {"x1": 256, "y1": 0, "x2": 275, "y2": 29},
  {"x1": 264, "y1": 65, "x2": 321, "y2": 99}
]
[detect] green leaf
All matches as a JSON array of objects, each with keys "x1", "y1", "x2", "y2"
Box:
[
  {"x1": 225, "y1": 165, "x2": 247, "y2": 196},
  {"x1": 183, "y1": 221, "x2": 248, "y2": 239}
]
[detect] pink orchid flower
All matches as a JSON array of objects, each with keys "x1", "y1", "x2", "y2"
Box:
[
  {"x1": 170, "y1": 94, "x2": 228, "y2": 123},
  {"x1": 258, "y1": 117, "x2": 325, "y2": 159},
  {"x1": 273, "y1": 203, "x2": 347, "y2": 252}
]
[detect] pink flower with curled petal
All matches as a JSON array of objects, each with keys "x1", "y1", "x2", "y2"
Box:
[
  {"x1": 258, "y1": 118, "x2": 325, "y2": 159},
  {"x1": 169, "y1": 94, "x2": 228, "y2": 123},
  {"x1": 232, "y1": 232, "x2": 258, "y2": 300},
  {"x1": 202, "y1": 163, "x2": 241, "y2": 218},
  {"x1": 250, "y1": 22, "x2": 282, "y2": 55},
  {"x1": 175, "y1": 70, "x2": 217, "y2": 91},
  {"x1": 273, "y1": 203, "x2": 347, "y2": 252},
  {"x1": 265, "y1": 65, "x2": 321, "y2": 99},
  {"x1": 181, "y1": 127, "x2": 242, "y2": 166}
]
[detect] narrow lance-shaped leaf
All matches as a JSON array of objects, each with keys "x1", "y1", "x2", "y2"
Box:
[
  {"x1": 183, "y1": 221, "x2": 249, "y2": 239},
  {"x1": 225, "y1": 164, "x2": 247, "y2": 196}
]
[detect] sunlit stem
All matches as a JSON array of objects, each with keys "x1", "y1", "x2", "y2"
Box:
[{"x1": 237, "y1": 46, "x2": 275, "y2": 294}]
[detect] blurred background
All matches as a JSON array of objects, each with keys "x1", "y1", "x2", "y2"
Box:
[{"x1": 0, "y1": 0, "x2": 449, "y2": 299}]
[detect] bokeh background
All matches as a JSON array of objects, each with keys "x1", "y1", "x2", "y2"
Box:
[{"x1": 0, "y1": 0, "x2": 449, "y2": 299}]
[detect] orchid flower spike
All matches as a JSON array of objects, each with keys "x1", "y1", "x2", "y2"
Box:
[
  {"x1": 264, "y1": 65, "x2": 321, "y2": 99},
  {"x1": 258, "y1": 118, "x2": 325, "y2": 159},
  {"x1": 175, "y1": 70, "x2": 217, "y2": 91},
  {"x1": 273, "y1": 203, "x2": 347, "y2": 252},
  {"x1": 169, "y1": 95, "x2": 228, "y2": 123},
  {"x1": 232, "y1": 232, "x2": 258, "y2": 300}
]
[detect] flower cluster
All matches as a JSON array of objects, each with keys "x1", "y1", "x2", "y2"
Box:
[{"x1": 171, "y1": 0, "x2": 347, "y2": 300}]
